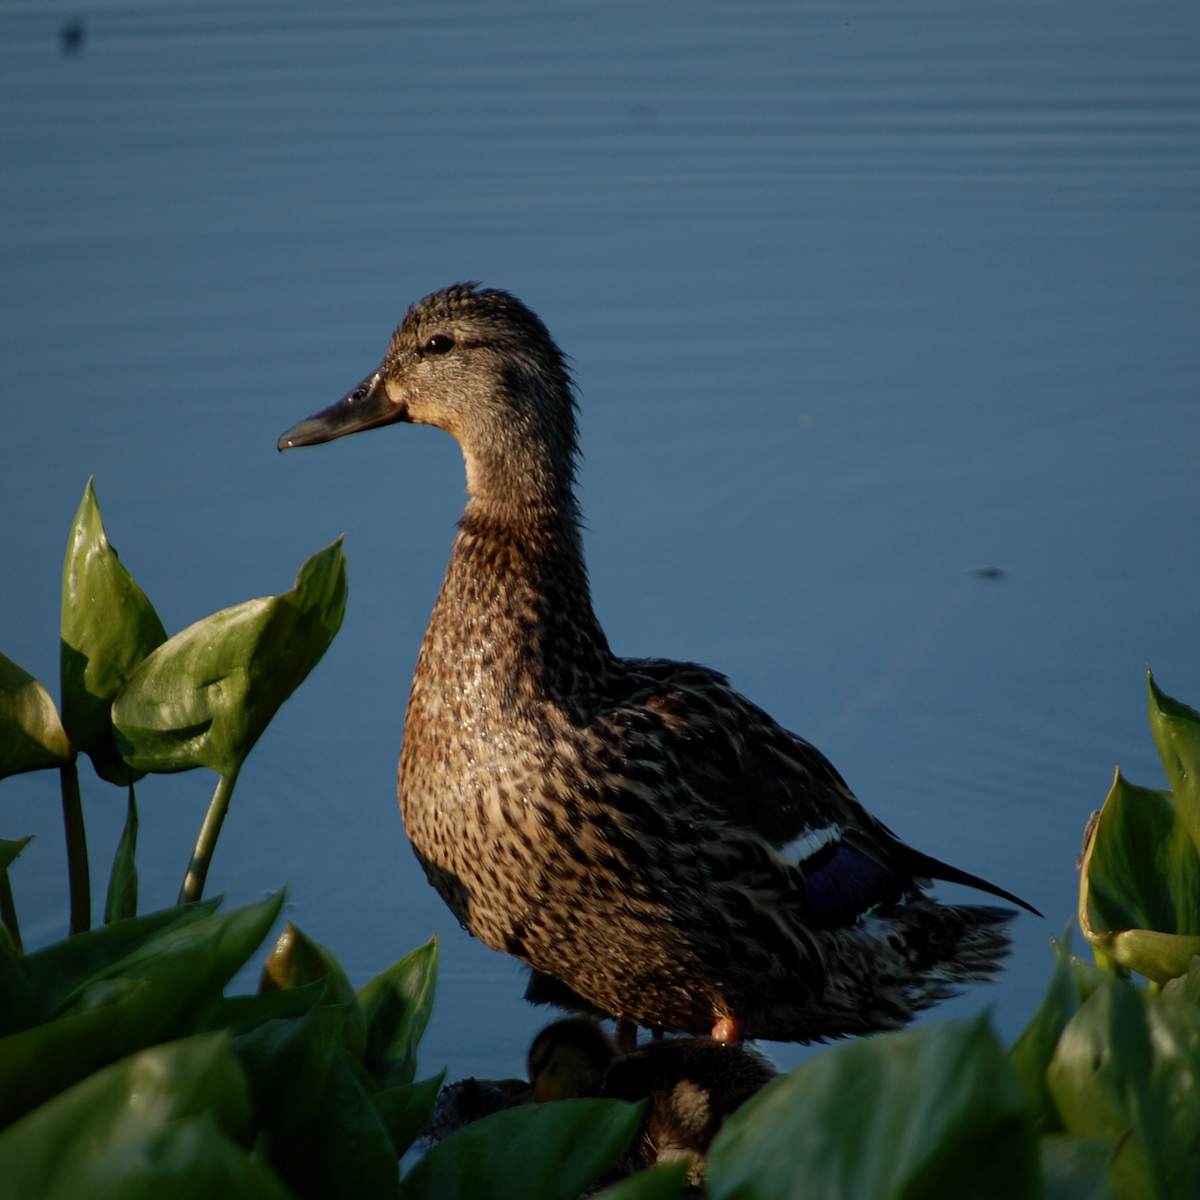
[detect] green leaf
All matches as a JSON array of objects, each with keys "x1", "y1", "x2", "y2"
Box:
[
  {"x1": 112, "y1": 539, "x2": 347, "y2": 778},
  {"x1": 0, "y1": 894, "x2": 282, "y2": 1129},
  {"x1": 275, "y1": 1046, "x2": 400, "y2": 1200},
  {"x1": 400, "y1": 1099, "x2": 644, "y2": 1200},
  {"x1": 1010, "y1": 927, "x2": 1085, "y2": 1132},
  {"x1": 1147, "y1": 671, "x2": 1200, "y2": 861},
  {"x1": 104, "y1": 783, "x2": 138, "y2": 924},
  {"x1": 20, "y1": 898, "x2": 220, "y2": 1019},
  {"x1": 259, "y1": 922, "x2": 366, "y2": 1061},
  {"x1": 0, "y1": 917, "x2": 36, "y2": 1039},
  {"x1": 371, "y1": 1071, "x2": 444, "y2": 1158},
  {"x1": 60, "y1": 479, "x2": 167, "y2": 786},
  {"x1": 199, "y1": 979, "x2": 326, "y2": 1037},
  {"x1": 1042, "y1": 973, "x2": 1200, "y2": 1199},
  {"x1": 359, "y1": 935, "x2": 438, "y2": 1088},
  {"x1": 0, "y1": 1032, "x2": 293, "y2": 1200},
  {"x1": 706, "y1": 1012, "x2": 1039, "y2": 1200},
  {"x1": 1079, "y1": 769, "x2": 1200, "y2": 983},
  {"x1": 1040, "y1": 1136, "x2": 1112, "y2": 1200},
  {"x1": 590, "y1": 1161, "x2": 691, "y2": 1200},
  {"x1": 0, "y1": 651, "x2": 72, "y2": 779}
]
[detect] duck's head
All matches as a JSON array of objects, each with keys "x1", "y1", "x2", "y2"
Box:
[
  {"x1": 527, "y1": 1017, "x2": 617, "y2": 1103},
  {"x1": 279, "y1": 283, "x2": 579, "y2": 523}
]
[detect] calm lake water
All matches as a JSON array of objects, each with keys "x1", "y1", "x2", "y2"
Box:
[{"x1": 2, "y1": 0, "x2": 1198, "y2": 1081}]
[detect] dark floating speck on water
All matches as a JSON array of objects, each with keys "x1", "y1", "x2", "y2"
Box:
[
  {"x1": 59, "y1": 17, "x2": 85, "y2": 54},
  {"x1": 970, "y1": 566, "x2": 1006, "y2": 579}
]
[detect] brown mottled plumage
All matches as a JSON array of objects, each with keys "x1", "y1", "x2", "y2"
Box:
[{"x1": 279, "y1": 283, "x2": 1038, "y2": 1043}]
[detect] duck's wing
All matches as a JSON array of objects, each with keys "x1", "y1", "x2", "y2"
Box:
[{"x1": 602, "y1": 657, "x2": 1038, "y2": 923}]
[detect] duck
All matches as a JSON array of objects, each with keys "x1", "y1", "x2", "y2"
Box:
[
  {"x1": 527, "y1": 1016, "x2": 617, "y2": 1103},
  {"x1": 600, "y1": 1036, "x2": 777, "y2": 1179},
  {"x1": 279, "y1": 283, "x2": 1039, "y2": 1045}
]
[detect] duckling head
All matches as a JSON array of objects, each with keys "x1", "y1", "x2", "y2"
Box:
[
  {"x1": 527, "y1": 1017, "x2": 617, "y2": 1103},
  {"x1": 279, "y1": 283, "x2": 579, "y2": 526}
]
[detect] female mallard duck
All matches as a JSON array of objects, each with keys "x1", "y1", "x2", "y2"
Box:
[{"x1": 280, "y1": 283, "x2": 1038, "y2": 1044}]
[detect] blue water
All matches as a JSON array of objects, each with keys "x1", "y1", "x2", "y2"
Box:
[{"x1": 1, "y1": 0, "x2": 1198, "y2": 1080}]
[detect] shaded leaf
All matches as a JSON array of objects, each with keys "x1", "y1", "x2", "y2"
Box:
[
  {"x1": 200, "y1": 979, "x2": 326, "y2": 1037},
  {"x1": 259, "y1": 922, "x2": 366, "y2": 1060},
  {"x1": 0, "y1": 918, "x2": 36, "y2": 1039},
  {"x1": 1079, "y1": 769, "x2": 1200, "y2": 983},
  {"x1": 60, "y1": 479, "x2": 167, "y2": 785},
  {"x1": 706, "y1": 1012, "x2": 1039, "y2": 1200},
  {"x1": 371, "y1": 1071, "x2": 444, "y2": 1158},
  {"x1": 112, "y1": 540, "x2": 347, "y2": 777},
  {"x1": 1040, "y1": 1136, "x2": 1112, "y2": 1200},
  {"x1": 0, "y1": 651, "x2": 71, "y2": 779},
  {"x1": 0, "y1": 1032, "x2": 293, "y2": 1200},
  {"x1": 1044, "y1": 972, "x2": 1200, "y2": 1200},
  {"x1": 0, "y1": 894, "x2": 281, "y2": 1129},
  {"x1": 591, "y1": 1161, "x2": 690, "y2": 1200},
  {"x1": 104, "y1": 783, "x2": 138, "y2": 924},
  {"x1": 20, "y1": 898, "x2": 220, "y2": 1019},
  {"x1": 400, "y1": 1099, "x2": 643, "y2": 1200},
  {"x1": 1010, "y1": 926, "x2": 1085, "y2": 1132},
  {"x1": 1147, "y1": 672, "x2": 1200, "y2": 861},
  {"x1": 359, "y1": 935, "x2": 438, "y2": 1088},
  {"x1": 272, "y1": 1044, "x2": 399, "y2": 1200}
]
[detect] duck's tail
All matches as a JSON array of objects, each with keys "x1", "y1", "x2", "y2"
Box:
[{"x1": 902, "y1": 847, "x2": 1042, "y2": 916}]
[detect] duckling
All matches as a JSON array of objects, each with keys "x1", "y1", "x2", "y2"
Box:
[
  {"x1": 279, "y1": 283, "x2": 1039, "y2": 1045},
  {"x1": 601, "y1": 1038, "x2": 776, "y2": 1175},
  {"x1": 527, "y1": 1017, "x2": 617, "y2": 1102}
]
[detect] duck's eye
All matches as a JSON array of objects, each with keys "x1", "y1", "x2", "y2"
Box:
[{"x1": 424, "y1": 334, "x2": 455, "y2": 355}]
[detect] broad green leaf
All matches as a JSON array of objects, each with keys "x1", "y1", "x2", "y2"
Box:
[
  {"x1": 234, "y1": 1008, "x2": 331, "y2": 1147},
  {"x1": 0, "y1": 837, "x2": 30, "y2": 956},
  {"x1": 359, "y1": 935, "x2": 438, "y2": 1087},
  {"x1": 60, "y1": 479, "x2": 167, "y2": 785},
  {"x1": 1042, "y1": 973, "x2": 1200, "y2": 1199},
  {"x1": 0, "y1": 988, "x2": 134, "y2": 1131},
  {"x1": 259, "y1": 922, "x2": 366, "y2": 1060},
  {"x1": 0, "y1": 651, "x2": 71, "y2": 778},
  {"x1": 0, "y1": 894, "x2": 282, "y2": 1128},
  {"x1": 1079, "y1": 769, "x2": 1200, "y2": 983},
  {"x1": 20, "y1": 898, "x2": 221, "y2": 1019},
  {"x1": 104, "y1": 783, "x2": 138, "y2": 924},
  {"x1": 1147, "y1": 672, "x2": 1200, "y2": 861},
  {"x1": 371, "y1": 1071, "x2": 444, "y2": 1158},
  {"x1": 400, "y1": 1098, "x2": 644, "y2": 1200},
  {"x1": 0, "y1": 1032, "x2": 293, "y2": 1200},
  {"x1": 1010, "y1": 927, "x2": 1085, "y2": 1132},
  {"x1": 1040, "y1": 1136, "x2": 1112, "y2": 1200},
  {"x1": 591, "y1": 1161, "x2": 690, "y2": 1200},
  {"x1": 271, "y1": 1044, "x2": 399, "y2": 1200},
  {"x1": 199, "y1": 978, "x2": 326, "y2": 1036},
  {"x1": 112, "y1": 539, "x2": 347, "y2": 777},
  {"x1": 706, "y1": 1012, "x2": 1039, "y2": 1200},
  {"x1": 0, "y1": 917, "x2": 36, "y2": 1039}
]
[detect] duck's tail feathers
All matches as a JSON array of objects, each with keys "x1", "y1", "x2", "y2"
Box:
[{"x1": 903, "y1": 847, "x2": 1042, "y2": 917}]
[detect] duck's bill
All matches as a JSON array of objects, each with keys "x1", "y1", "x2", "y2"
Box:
[{"x1": 278, "y1": 372, "x2": 407, "y2": 450}]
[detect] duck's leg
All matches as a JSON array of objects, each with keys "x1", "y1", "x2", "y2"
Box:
[
  {"x1": 615, "y1": 1019, "x2": 639, "y2": 1053},
  {"x1": 711, "y1": 1015, "x2": 744, "y2": 1045}
]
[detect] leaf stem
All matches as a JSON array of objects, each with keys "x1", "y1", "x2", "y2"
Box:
[
  {"x1": 178, "y1": 765, "x2": 241, "y2": 904},
  {"x1": 0, "y1": 862, "x2": 21, "y2": 953},
  {"x1": 59, "y1": 757, "x2": 91, "y2": 934}
]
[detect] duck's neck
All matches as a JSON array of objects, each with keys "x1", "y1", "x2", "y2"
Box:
[{"x1": 440, "y1": 502, "x2": 614, "y2": 715}]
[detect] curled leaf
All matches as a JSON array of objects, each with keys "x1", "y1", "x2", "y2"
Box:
[
  {"x1": 60, "y1": 479, "x2": 166, "y2": 785},
  {"x1": 0, "y1": 651, "x2": 72, "y2": 779},
  {"x1": 112, "y1": 539, "x2": 347, "y2": 778}
]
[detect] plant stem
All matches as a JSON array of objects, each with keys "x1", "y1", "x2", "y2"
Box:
[
  {"x1": 178, "y1": 765, "x2": 240, "y2": 905},
  {"x1": 0, "y1": 864, "x2": 22, "y2": 953},
  {"x1": 59, "y1": 757, "x2": 91, "y2": 934}
]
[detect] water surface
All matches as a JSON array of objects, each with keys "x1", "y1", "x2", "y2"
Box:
[{"x1": 1, "y1": 0, "x2": 1198, "y2": 1079}]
